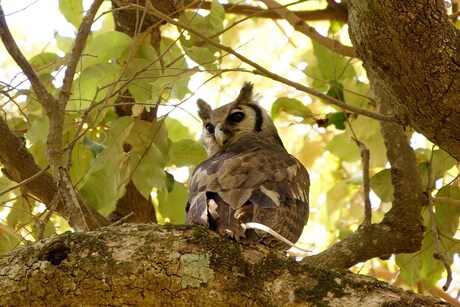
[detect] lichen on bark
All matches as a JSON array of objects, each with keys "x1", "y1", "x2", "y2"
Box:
[{"x1": 0, "y1": 224, "x2": 449, "y2": 306}]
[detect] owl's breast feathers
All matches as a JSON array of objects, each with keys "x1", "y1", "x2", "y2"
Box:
[{"x1": 186, "y1": 135, "x2": 310, "y2": 248}]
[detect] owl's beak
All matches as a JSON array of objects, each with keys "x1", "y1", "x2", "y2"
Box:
[{"x1": 214, "y1": 123, "x2": 228, "y2": 146}]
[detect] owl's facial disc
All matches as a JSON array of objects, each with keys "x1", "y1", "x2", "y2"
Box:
[{"x1": 214, "y1": 123, "x2": 228, "y2": 146}]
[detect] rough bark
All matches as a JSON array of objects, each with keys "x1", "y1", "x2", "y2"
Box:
[
  {"x1": 0, "y1": 224, "x2": 450, "y2": 306},
  {"x1": 348, "y1": 0, "x2": 460, "y2": 160}
]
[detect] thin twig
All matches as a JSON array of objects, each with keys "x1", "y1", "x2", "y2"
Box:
[
  {"x1": 433, "y1": 196, "x2": 460, "y2": 207},
  {"x1": 427, "y1": 147, "x2": 453, "y2": 291},
  {"x1": 141, "y1": 4, "x2": 398, "y2": 124},
  {"x1": 260, "y1": 0, "x2": 355, "y2": 57},
  {"x1": 0, "y1": 166, "x2": 50, "y2": 197},
  {"x1": 449, "y1": 10, "x2": 460, "y2": 20},
  {"x1": 109, "y1": 212, "x2": 135, "y2": 227},
  {"x1": 36, "y1": 193, "x2": 60, "y2": 240},
  {"x1": 352, "y1": 138, "x2": 372, "y2": 225},
  {"x1": 0, "y1": 5, "x2": 57, "y2": 109}
]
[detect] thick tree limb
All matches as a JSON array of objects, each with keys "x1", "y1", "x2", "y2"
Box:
[
  {"x1": 0, "y1": 224, "x2": 449, "y2": 306},
  {"x1": 348, "y1": 0, "x2": 460, "y2": 161}
]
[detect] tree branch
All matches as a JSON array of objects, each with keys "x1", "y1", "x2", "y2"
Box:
[
  {"x1": 302, "y1": 81, "x2": 425, "y2": 269},
  {"x1": 183, "y1": 0, "x2": 349, "y2": 23},
  {"x1": 58, "y1": 0, "x2": 104, "y2": 105},
  {"x1": 0, "y1": 224, "x2": 449, "y2": 306},
  {"x1": 42, "y1": 0, "x2": 106, "y2": 231},
  {"x1": 353, "y1": 139, "x2": 372, "y2": 225},
  {"x1": 259, "y1": 0, "x2": 355, "y2": 57}
]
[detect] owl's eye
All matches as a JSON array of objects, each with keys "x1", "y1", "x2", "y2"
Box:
[
  {"x1": 205, "y1": 123, "x2": 215, "y2": 134},
  {"x1": 228, "y1": 110, "x2": 245, "y2": 123}
]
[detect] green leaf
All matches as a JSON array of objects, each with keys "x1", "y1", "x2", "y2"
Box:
[
  {"x1": 208, "y1": 0, "x2": 225, "y2": 34},
  {"x1": 325, "y1": 134, "x2": 360, "y2": 162},
  {"x1": 328, "y1": 112, "x2": 348, "y2": 130},
  {"x1": 158, "y1": 37, "x2": 191, "y2": 100},
  {"x1": 326, "y1": 180, "x2": 350, "y2": 215},
  {"x1": 182, "y1": 46, "x2": 218, "y2": 68},
  {"x1": 79, "y1": 168, "x2": 122, "y2": 215},
  {"x1": 83, "y1": 135, "x2": 106, "y2": 157},
  {"x1": 395, "y1": 253, "x2": 421, "y2": 287},
  {"x1": 29, "y1": 53, "x2": 62, "y2": 76},
  {"x1": 125, "y1": 58, "x2": 161, "y2": 102},
  {"x1": 166, "y1": 118, "x2": 195, "y2": 142},
  {"x1": 0, "y1": 227, "x2": 20, "y2": 254},
  {"x1": 157, "y1": 183, "x2": 188, "y2": 224},
  {"x1": 82, "y1": 31, "x2": 133, "y2": 69},
  {"x1": 431, "y1": 149, "x2": 456, "y2": 179},
  {"x1": 169, "y1": 139, "x2": 206, "y2": 167},
  {"x1": 69, "y1": 63, "x2": 121, "y2": 109},
  {"x1": 5, "y1": 198, "x2": 32, "y2": 228},
  {"x1": 398, "y1": 185, "x2": 460, "y2": 288},
  {"x1": 131, "y1": 34, "x2": 157, "y2": 61},
  {"x1": 340, "y1": 116, "x2": 387, "y2": 168},
  {"x1": 59, "y1": 0, "x2": 83, "y2": 29},
  {"x1": 328, "y1": 21, "x2": 342, "y2": 35},
  {"x1": 180, "y1": 12, "x2": 218, "y2": 47},
  {"x1": 79, "y1": 117, "x2": 135, "y2": 213},
  {"x1": 55, "y1": 34, "x2": 75, "y2": 53},
  {"x1": 417, "y1": 149, "x2": 457, "y2": 189},
  {"x1": 131, "y1": 143, "x2": 166, "y2": 198},
  {"x1": 305, "y1": 40, "x2": 356, "y2": 84},
  {"x1": 271, "y1": 97, "x2": 312, "y2": 119},
  {"x1": 179, "y1": 11, "x2": 221, "y2": 68},
  {"x1": 326, "y1": 80, "x2": 345, "y2": 102},
  {"x1": 369, "y1": 169, "x2": 394, "y2": 203},
  {"x1": 27, "y1": 111, "x2": 49, "y2": 147},
  {"x1": 126, "y1": 120, "x2": 170, "y2": 198},
  {"x1": 435, "y1": 185, "x2": 460, "y2": 234}
]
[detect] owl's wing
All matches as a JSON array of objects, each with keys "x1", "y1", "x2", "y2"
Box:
[{"x1": 186, "y1": 145, "x2": 309, "y2": 247}]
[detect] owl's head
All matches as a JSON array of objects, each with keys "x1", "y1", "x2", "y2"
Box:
[{"x1": 197, "y1": 82, "x2": 284, "y2": 157}]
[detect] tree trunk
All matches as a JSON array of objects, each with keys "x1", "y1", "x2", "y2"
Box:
[
  {"x1": 348, "y1": 0, "x2": 460, "y2": 160},
  {"x1": 0, "y1": 224, "x2": 449, "y2": 306}
]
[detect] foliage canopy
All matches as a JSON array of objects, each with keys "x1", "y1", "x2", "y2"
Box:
[{"x1": 0, "y1": 0, "x2": 459, "y2": 302}]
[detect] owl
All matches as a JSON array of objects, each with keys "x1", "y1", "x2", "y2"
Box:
[{"x1": 186, "y1": 82, "x2": 309, "y2": 249}]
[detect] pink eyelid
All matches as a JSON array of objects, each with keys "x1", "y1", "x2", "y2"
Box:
[{"x1": 230, "y1": 108, "x2": 243, "y2": 114}]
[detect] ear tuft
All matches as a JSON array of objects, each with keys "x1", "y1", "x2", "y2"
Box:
[
  {"x1": 234, "y1": 82, "x2": 254, "y2": 105},
  {"x1": 197, "y1": 99, "x2": 212, "y2": 121}
]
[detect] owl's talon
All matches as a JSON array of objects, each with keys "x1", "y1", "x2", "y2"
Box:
[{"x1": 224, "y1": 229, "x2": 234, "y2": 236}]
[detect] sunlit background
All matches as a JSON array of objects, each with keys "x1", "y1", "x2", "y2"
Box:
[{"x1": 1, "y1": 0, "x2": 459, "y2": 303}]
